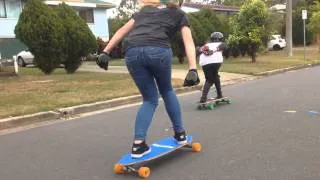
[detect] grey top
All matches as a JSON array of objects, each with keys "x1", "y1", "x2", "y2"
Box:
[{"x1": 123, "y1": 6, "x2": 189, "y2": 51}]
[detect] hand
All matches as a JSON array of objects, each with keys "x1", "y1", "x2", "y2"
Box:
[
  {"x1": 96, "y1": 52, "x2": 111, "y2": 70},
  {"x1": 200, "y1": 45, "x2": 213, "y2": 56},
  {"x1": 204, "y1": 50, "x2": 214, "y2": 56},
  {"x1": 183, "y1": 69, "x2": 200, "y2": 87}
]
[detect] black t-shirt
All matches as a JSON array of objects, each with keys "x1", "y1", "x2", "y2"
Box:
[{"x1": 123, "y1": 6, "x2": 189, "y2": 51}]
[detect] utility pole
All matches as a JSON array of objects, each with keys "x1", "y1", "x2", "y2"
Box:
[{"x1": 286, "y1": 0, "x2": 293, "y2": 56}]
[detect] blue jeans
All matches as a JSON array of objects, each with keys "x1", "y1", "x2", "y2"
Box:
[{"x1": 125, "y1": 46, "x2": 185, "y2": 140}]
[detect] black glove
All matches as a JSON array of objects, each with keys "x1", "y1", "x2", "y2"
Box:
[
  {"x1": 183, "y1": 69, "x2": 200, "y2": 87},
  {"x1": 96, "y1": 52, "x2": 111, "y2": 70}
]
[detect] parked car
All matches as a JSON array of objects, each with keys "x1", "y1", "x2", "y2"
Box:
[
  {"x1": 267, "y1": 35, "x2": 286, "y2": 51},
  {"x1": 16, "y1": 49, "x2": 34, "y2": 67},
  {"x1": 16, "y1": 50, "x2": 86, "y2": 67}
]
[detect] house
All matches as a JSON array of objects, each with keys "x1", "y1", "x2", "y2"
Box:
[
  {"x1": 0, "y1": 0, "x2": 116, "y2": 59},
  {"x1": 181, "y1": 3, "x2": 239, "y2": 15}
]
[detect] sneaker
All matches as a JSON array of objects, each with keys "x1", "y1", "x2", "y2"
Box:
[
  {"x1": 174, "y1": 131, "x2": 187, "y2": 144},
  {"x1": 214, "y1": 95, "x2": 223, "y2": 100},
  {"x1": 131, "y1": 141, "x2": 151, "y2": 159}
]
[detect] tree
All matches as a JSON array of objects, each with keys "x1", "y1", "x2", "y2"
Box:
[
  {"x1": 55, "y1": 3, "x2": 97, "y2": 73},
  {"x1": 107, "y1": 0, "x2": 138, "y2": 58},
  {"x1": 15, "y1": 0, "x2": 64, "y2": 74},
  {"x1": 223, "y1": 0, "x2": 247, "y2": 6},
  {"x1": 292, "y1": 2, "x2": 314, "y2": 45},
  {"x1": 228, "y1": 0, "x2": 271, "y2": 62},
  {"x1": 308, "y1": 0, "x2": 320, "y2": 51},
  {"x1": 188, "y1": 13, "x2": 211, "y2": 46},
  {"x1": 117, "y1": 0, "x2": 139, "y2": 18},
  {"x1": 170, "y1": 9, "x2": 232, "y2": 63},
  {"x1": 109, "y1": 16, "x2": 129, "y2": 38},
  {"x1": 107, "y1": 16, "x2": 129, "y2": 58}
]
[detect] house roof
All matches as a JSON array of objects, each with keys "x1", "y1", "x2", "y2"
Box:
[
  {"x1": 182, "y1": 3, "x2": 240, "y2": 12},
  {"x1": 45, "y1": 0, "x2": 116, "y2": 8}
]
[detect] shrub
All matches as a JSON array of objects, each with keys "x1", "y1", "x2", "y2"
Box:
[
  {"x1": 15, "y1": 0, "x2": 64, "y2": 74},
  {"x1": 55, "y1": 3, "x2": 97, "y2": 73}
]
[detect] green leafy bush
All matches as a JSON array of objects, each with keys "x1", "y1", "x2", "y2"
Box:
[{"x1": 15, "y1": 0, "x2": 64, "y2": 74}]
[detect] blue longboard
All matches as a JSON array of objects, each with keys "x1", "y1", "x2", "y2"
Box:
[{"x1": 113, "y1": 135, "x2": 201, "y2": 178}]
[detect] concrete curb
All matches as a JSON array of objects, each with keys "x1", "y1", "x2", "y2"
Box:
[
  {"x1": 0, "y1": 111, "x2": 60, "y2": 130},
  {"x1": 254, "y1": 63, "x2": 320, "y2": 76}
]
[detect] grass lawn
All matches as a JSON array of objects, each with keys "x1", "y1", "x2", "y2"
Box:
[
  {"x1": 110, "y1": 46, "x2": 320, "y2": 74},
  {"x1": 126, "y1": 46, "x2": 319, "y2": 75},
  {"x1": 0, "y1": 68, "x2": 183, "y2": 119},
  {"x1": 220, "y1": 47, "x2": 320, "y2": 75}
]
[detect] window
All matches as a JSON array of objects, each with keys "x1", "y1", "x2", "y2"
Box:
[
  {"x1": 0, "y1": 0, "x2": 21, "y2": 18},
  {"x1": 6, "y1": 0, "x2": 21, "y2": 18},
  {"x1": 0, "y1": 0, "x2": 6, "y2": 18},
  {"x1": 79, "y1": 9, "x2": 94, "y2": 23}
]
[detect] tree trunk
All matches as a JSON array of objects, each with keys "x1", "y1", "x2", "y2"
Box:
[
  {"x1": 317, "y1": 33, "x2": 320, "y2": 52},
  {"x1": 251, "y1": 52, "x2": 256, "y2": 63},
  {"x1": 286, "y1": 0, "x2": 293, "y2": 56},
  {"x1": 251, "y1": 43, "x2": 258, "y2": 63}
]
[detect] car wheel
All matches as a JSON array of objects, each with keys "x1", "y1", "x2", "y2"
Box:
[
  {"x1": 18, "y1": 57, "x2": 26, "y2": 67},
  {"x1": 273, "y1": 44, "x2": 281, "y2": 51}
]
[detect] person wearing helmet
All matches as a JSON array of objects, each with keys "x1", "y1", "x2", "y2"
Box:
[{"x1": 198, "y1": 32, "x2": 227, "y2": 103}]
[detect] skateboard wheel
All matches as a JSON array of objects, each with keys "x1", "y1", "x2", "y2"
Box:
[
  {"x1": 192, "y1": 142, "x2": 202, "y2": 152},
  {"x1": 138, "y1": 167, "x2": 150, "y2": 178},
  {"x1": 208, "y1": 104, "x2": 215, "y2": 110},
  {"x1": 113, "y1": 164, "x2": 124, "y2": 174}
]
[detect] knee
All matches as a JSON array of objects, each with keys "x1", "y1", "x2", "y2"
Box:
[
  {"x1": 152, "y1": 98, "x2": 159, "y2": 107},
  {"x1": 159, "y1": 87, "x2": 174, "y2": 98},
  {"x1": 145, "y1": 97, "x2": 159, "y2": 107},
  {"x1": 205, "y1": 80, "x2": 214, "y2": 86}
]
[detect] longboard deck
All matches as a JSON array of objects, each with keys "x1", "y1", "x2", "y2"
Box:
[
  {"x1": 114, "y1": 135, "x2": 201, "y2": 178},
  {"x1": 197, "y1": 97, "x2": 231, "y2": 110},
  {"x1": 202, "y1": 97, "x2": 229, "y2": 104},
  {"x1": 117, "y1": 135, "x2": 193, "y2": 166}
]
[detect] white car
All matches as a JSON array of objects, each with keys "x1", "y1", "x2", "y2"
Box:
[
  {"x1": 267, "y1": 35, "x2": 286, "y2": 51},
  {"x1": 16, "y1": 49, "x2": 34, "y2": 67},
  {"x1": 16, "y1": 50, "x2": 86, "y2": 67}
]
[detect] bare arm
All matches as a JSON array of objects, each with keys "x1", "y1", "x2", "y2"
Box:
[
  {"x1": 103, "y1": 19, "x2": 135, "y2": 53},
  {"x1": 181, "y1": 26, "x2": 197, "y2": 70}
]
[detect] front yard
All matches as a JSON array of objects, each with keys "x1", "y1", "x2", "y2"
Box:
[
  {"x1": 0, "y1": 68, "x2": 183, "y2": 118},
  {"x1": 168, "y1": 46, "x2": 320, "y2": 74},
  {"x1": 0, "y1": 46, "x2": 319, "y2": 119}
]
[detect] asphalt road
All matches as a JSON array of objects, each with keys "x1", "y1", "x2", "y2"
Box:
[{"x1": 1, "y1": 66, "x2": 320, "y2": 180}]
